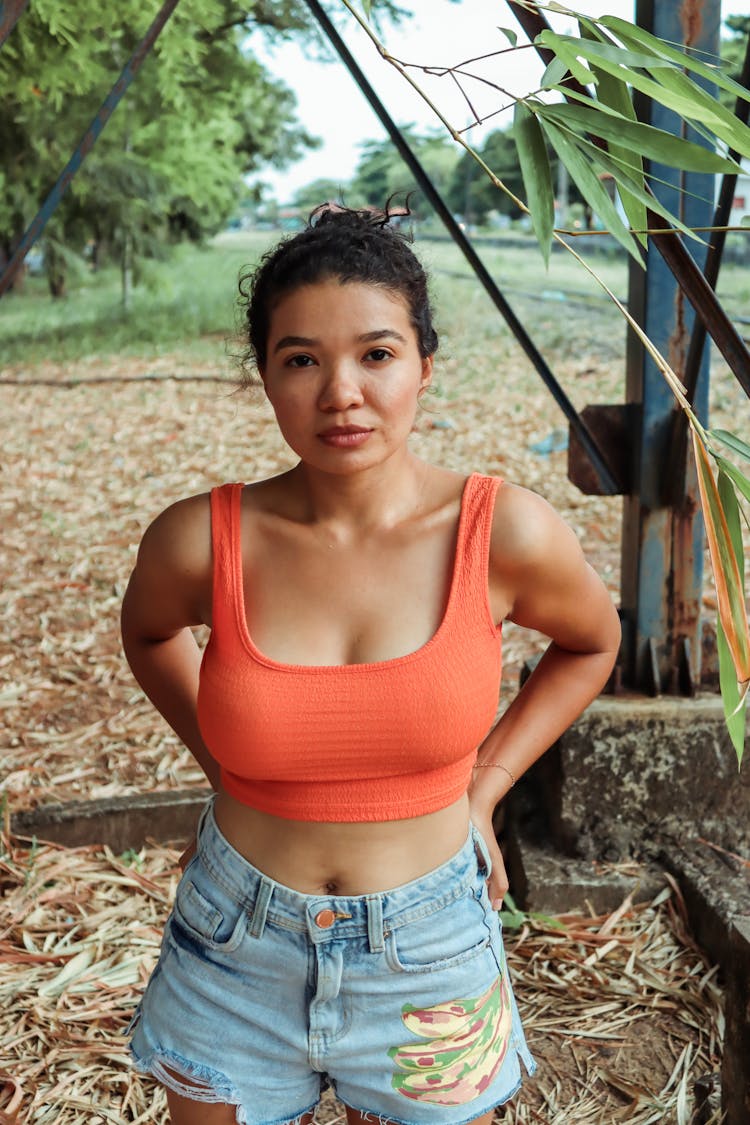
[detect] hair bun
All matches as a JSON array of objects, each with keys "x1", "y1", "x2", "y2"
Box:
[{"x1": 309, "y1": 197, "x2": 411, "y2": 230}]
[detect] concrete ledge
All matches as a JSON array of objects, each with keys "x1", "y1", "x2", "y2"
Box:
[
  {"x1": 654, "y1": 840, "x2": 750, "y2": 1125},
  {"x1": 523, "y1": 694, "x2": 749, "y2": 861},
  {"x1": 509, "y1": 839, "x2": 666, "y2": 915},
  {"x1": 10, "y1": 789, "x2": 212, "y2": 851},
  {"x1": 724, "y1": 916, "x2": 750, "y2": 1124}
]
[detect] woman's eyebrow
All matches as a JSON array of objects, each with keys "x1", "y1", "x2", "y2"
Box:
[
  {"x1": 273, "y1": 335, "x2": 318, "y2": 353},
  {"x1": 358, "y1": 329, "x2": 408, "y2": 344},
  {"x1": 273, "y1": 329, "x2": 408, "y2": 354}
]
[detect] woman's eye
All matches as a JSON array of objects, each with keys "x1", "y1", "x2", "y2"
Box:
[
  {"x1": 287, "y1": 354, "x2": 315, "y2": 368},
  {"x1": 366, "y1": 348, "x2": 391, "y2": 362}
]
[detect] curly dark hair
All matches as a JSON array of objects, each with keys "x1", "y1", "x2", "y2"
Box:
[{"x1": 237, "y1": 200, "x2": 438, "y2": 382}]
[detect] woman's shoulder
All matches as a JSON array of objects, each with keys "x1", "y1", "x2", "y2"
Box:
[
  {"x1": 490, "y1": 480, "x2": 582, "y2": 574},
  {"x1": 137, "y1": 491, "x2": 213, "y2": 575}
]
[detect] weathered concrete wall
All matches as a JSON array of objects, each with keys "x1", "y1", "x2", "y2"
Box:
[
  {"x1": 656, "y1": 842, "x2": 750, "y2": 1125},
  {"x1": 521, "y1": 694, "x2": 749, "y2": 862}
]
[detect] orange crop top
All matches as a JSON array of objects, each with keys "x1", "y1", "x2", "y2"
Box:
[{"x1": 196, "y1": 473, "x2": 503, "y2": 822}]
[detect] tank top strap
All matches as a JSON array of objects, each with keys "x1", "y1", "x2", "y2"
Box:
[
  {"x1": 209, "y1": 482, "x2": 245, "y2": 634},
  {"x1": 453, "y1": 473, "x2": 502, "y2": 633}
]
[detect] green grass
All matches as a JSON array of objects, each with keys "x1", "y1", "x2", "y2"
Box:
[{"x1": 0, "y1": 234, "x2": 273, "y2": 367}]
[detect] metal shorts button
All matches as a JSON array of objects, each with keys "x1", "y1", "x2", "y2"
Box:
[{"x1": 314, "y1": 909, "x2": 337, "y2": 928}]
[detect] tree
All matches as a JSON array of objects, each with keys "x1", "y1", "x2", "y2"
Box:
[
  {"x1": 350, "y1": 127, "x2": 460, "y2": 216},
  {"x1": 447, "y1": 130, "x2": 526, "y2": 224},
  {"x1": 719, "y1": 16, "x2": 750, "y2": 111},
  {"x1": 0, "y1": 0, "x2": 321, "y2": 298},
  {"x1": 292, "y1": 178, "x2": 350, "y2": 213}
]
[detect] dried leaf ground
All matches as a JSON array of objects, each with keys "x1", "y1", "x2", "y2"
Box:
[{"x1": 0, "y1": 832, "x2": 723, "y2": 1125}]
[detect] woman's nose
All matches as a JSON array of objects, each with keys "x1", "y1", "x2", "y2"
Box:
[{"x1": 318, "y1": 363, "x2": 365, "y2": 410}]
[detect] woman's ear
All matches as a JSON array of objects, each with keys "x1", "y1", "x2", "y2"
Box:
[{"x1": 419, "y1": 355, "x2": 434, "y2": 394}]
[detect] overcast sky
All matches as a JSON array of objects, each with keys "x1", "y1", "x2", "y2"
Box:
[{"x1": 248, "y1": 0, "x2": 750, "y2": 203}]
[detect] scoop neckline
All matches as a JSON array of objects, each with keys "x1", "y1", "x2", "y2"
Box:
[{"x1": 231, "y1": 473, "x2": 478, "y2": 673}]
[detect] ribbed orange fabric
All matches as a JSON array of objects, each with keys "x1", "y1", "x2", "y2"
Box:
[{"x1": 196, "y1": 473, "x2": 503, "y2": 822}]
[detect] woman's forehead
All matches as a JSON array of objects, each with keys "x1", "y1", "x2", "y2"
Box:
[{"x1": 268, "y1": 280, "x2": 413, "y2": 335}]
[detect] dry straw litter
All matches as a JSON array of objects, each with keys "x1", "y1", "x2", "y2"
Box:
[{"x1": 0, "y1": 828, "x2": 722, "y2": 1125}]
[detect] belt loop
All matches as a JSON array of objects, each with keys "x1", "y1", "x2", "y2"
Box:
[
  {"x1": 471, "y1": 823, "x2": 493, "y2": 878},
  {"x1": 195, "y1": 794, "x2": 215, "y2": 852},
  {"x1": 249, "y1": 875, "x2": 274, "y2": 939},
  {"x1": 366, "y1": 895, "x2": 385, "y2": 953}
]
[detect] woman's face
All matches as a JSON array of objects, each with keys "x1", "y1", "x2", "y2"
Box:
[{"x1": 261, "y1": 280, "x2": 433, "y2": 474}]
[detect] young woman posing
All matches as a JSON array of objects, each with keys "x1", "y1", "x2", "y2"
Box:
[{"x1": 121, "y1": 204, "x2": 620, "y2": 1125}]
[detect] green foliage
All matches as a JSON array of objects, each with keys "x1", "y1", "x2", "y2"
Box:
[
  {"x1": 349, "y1": 127, "x2": 461, "y2": 215},
  {"x1": 0, "y1": 1, "x2": 320, "y2": 295},
  {"x1": 0, "y1": 239, "x2": 261, "y2": 364},
  {"x1": 721, "y1": 14, "x2": 750, "y2": 112},
  {"x1": 516, "y1": 15, "x2": 750, "y2": 265},
  {"x1": 499, "y1": 893, "x2": 565, "y2": 932},
  {"x1": 514, "y1": 103, "x2": 554, "y2": 265},
  {"x1": 715, "y1": 466, "x2": 747, "y2": 765},
  {"x1": 292, "y1": 178, "x2": 350, "y2": 212}
]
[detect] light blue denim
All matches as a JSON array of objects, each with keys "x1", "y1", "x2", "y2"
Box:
[{"x1": 128, "y1": 798, "x2": 535, "y2": 1125}]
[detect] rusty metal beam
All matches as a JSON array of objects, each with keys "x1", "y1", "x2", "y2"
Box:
[
  {"x1": 0, "y1": 0, "x2": 29, "y2": 49},
  {"x1": 622, "y1": 0, "x2": 719, "y2": 695},
  {"x1": 0, "y1": 0, "x2": 181, "y2": 298},
  {"x1": 306, "y1": 0, "x2": 620, "y2": 494},
  {"x1": 506, "y1": 0, "x2": 750, "y2": 399}
]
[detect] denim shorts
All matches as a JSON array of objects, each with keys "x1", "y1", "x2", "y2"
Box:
[{"x1": 128, "y1": 798, "x2": 535, "y2": 1125}]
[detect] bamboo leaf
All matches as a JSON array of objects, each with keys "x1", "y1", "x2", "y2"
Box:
[
  {"x1": 692, "y1": 432, "x2": 750, "y2": 693},
  {"x1": 717, "y1": 469, "x2": 747, "y2": 764},
  {"x1": 711, "y1": 429, "x2": 750, "y2": 462},
  {"x1": 601, "y1": 15, "x2": 750, "y2": 106},
  {"x1": 649, "y1": 66, "x2": 750, "y2": 156},
  {"x1": 555, "y1": 50, "x2": 726, "y2": 132},
  {"x1": 718, "y1": 469, "x2": 746, "y2": 584},
  {"x1": 717, "y1": 618, "x2": 747, "y2": 764},
  {"x1": 536, "y1": 32, "x2": 597, "y2": 88},
  {"x1": 361, "y1": 0, "x2": 372, "y2": 17},
  {"x1": 540, "y1": 55, "x2": 569, "y2": 89},
  {"x1": 714, "y1": 456, "x2": 750, "y2": 506},
  {"x1": 581, "y1": 36, "x2": 648, "y2": 243},
  {"x1": 539, "y1": 29, "x2": 675, "y2": 73},
  {"x1": 539, "y1": 117, "x2": 643, "y2": 261},
  {"x1": 514, "y1": 102, "x2": 555, "y2": 267},
  {"x1": 554, "y1": 128, "x2": 700, "y2": 241},
  {"x1": 497, "y1": 26, "x2": 517, "y2": 48},
  {"x1": 540, "y1": 103, "x2": 737, "y2": 173}
]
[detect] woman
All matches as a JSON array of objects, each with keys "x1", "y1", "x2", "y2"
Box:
[{"x1": 122, "y1": 203, "x2": 620, "y2": 1125}]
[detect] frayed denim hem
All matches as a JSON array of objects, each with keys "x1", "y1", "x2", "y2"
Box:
[
  {"x1": 129, "y1": 1043, "x2": 319, "y2": 1125},
  {"x1": 338, "y1": 1083, "x2": 525, "y2": 1125}
]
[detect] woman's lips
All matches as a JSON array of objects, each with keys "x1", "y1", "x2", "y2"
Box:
[{"x1": 318, "y1": 427, "x2": 373, "y2": 448}]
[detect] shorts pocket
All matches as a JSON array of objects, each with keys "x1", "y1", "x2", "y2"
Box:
[
  {"x1": 386, "y1": 888, "x2": 492, "y2": 974},
  {"x1": 170, "y1": 862, "x2": 247, "y2": 953}
]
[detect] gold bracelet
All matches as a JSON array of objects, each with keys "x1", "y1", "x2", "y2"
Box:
[{"x1": 472, "y1": 761, "x2": 516, "y2": 787}]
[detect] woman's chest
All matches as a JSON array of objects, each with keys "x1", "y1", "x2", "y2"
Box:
[{"x1": 243, "y1": 525, "x2": 456, "y2": 666}]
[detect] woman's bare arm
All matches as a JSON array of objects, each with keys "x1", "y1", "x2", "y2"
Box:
[
  {"x1": 469, "y1": 483, "x2": 621, "y2": 905},
  {"x1": 120, "y1": 494, "x2": 221, "y2": 789}
]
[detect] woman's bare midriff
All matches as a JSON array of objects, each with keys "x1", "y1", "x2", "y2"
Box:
[{"x1": 213, "y1": 789, "x2": 473, "y2": 896}]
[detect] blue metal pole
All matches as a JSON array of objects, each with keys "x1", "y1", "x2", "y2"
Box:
[
  {"x1": 621, "y1": 0, "x2": 718, "y2": 693},
  {"x1": 0, "y1": 0, "x2": 181, "y2": 298},
  {"x1": 0, "y1": 0, "x2": 28, "y2": 50}
]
